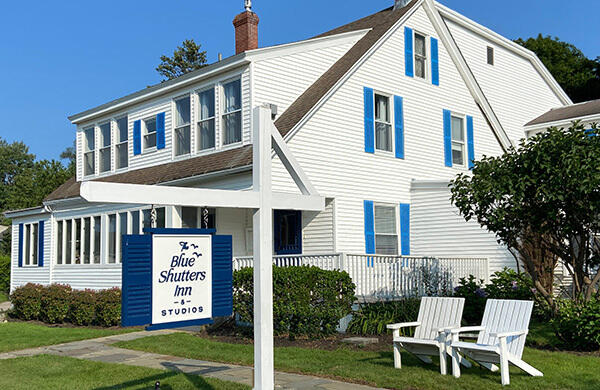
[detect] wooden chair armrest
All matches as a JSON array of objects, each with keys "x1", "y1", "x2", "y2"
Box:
[
  {"x1": 387, "y1": 322, "x2": 421, "y2": 330},
  {"x1": 491, "y1": 330, "x2": 528, "y2": 339},
  {"x1": 450, "y1": 326, "x2": 485, "y2": 335},
  {"x1": 437, "y1": 326, "x2": 457, "y2": 334}
]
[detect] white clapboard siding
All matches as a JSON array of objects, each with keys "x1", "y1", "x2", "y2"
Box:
[
  {"x1": 414, "y1": 297, "x2": 464, "y2": 340},
  {"x1": 444, "y1": 18, "x2": 565, "y2": 145},
  {"x1": 10, "y1": 217, "x2": 51, "y2": 292},
  {"x1": 271, "y1": 6, "x2": 505, "y2": 255},
  {"x1": 302, "y1": 199, "x2": 335, "y2": 254},
  {"x1": 410, "y1": 182, "x2": 513, "y2": 276},
  {"x1": 52, "y1": 265, "x2": 122, "y2": 290}
]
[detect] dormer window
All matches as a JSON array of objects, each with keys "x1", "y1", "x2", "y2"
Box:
[
  {"x1": 143, "y1": 117, "x2": 157, "y2": 150},
  {"x1": 115, "y1": 116, "x2": 128, "y2": 169},
  {"x1": 83, "y1": 127, "x2": 95, "y2": 176},
  {"x1": 223, "y1": 79, "x2": 242, "y2": 145},
  {"x1": 174, "y1": 96, "x2": 191, "y2": 156},
  {"x1": 198, "y1": 88, "x2": 216, "y2": 151},
  {"x1": 414, "y1": 33, "x2": 427, "y2": 79},
  {"x1": 99, "y1": 122, "x2": 111, "y2": 173}
]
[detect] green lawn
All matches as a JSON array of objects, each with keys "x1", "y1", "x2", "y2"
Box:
[
  {"x1": 0, "y1": 354, "x2": 249, "y2": 389},
  {"x1": 0, "y1": 322, "x2": 135, "y2": 353},
  {"x1": 117, "y1": 333, "x2": 600, "y2": 390}
]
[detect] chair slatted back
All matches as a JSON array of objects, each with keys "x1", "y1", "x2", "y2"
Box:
[
  {"x1": 478, "y1": 299, "x2": 533, "y2": 358},
  {"x1": 414, "y1": 297, "x2": 465, "y2": 340}
]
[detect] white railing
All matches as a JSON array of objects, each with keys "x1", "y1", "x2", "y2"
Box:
[{"x1": 233, "y1": 253, "x2": 488, "y2": 300}]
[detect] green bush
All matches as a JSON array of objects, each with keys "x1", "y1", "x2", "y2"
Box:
[
  {"x1": 346, "y1": 299, "x2": 421, "y2": 336},
  {"x1": 453, "y1": 275, "x2": 487, "y2": 325},
  {"x1": 95, "y1": 288, "x2": 121, "y2": 327},
  {"x1": 10, "y1": 283, "x2": 44, "y2": 320},
  {"x1": 485, "y1": 268, "x2": 535, "y2": 301},
  {"x1": 0, "y1": 255, "x2": 10, "y2": 294},
  {"x1": 552, "y1": 298, "x2": 600, "y2": 351},
  {"x1": 234, "y1": 266, "x2": 355, "y2": 338},
  {"x1": 40, "y1": 284, "x2": 72, "y2": 324},
  {"x1": 69, "y1": 289, "x2": 97, "y2": 326}
]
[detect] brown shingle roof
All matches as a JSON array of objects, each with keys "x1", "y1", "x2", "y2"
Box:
[
  {"x1": 45, "y1": 2, "x2": 418, "y2": 203},
  {"x1": 526, "y1": 99, "x2": 600, "y2": 126}
]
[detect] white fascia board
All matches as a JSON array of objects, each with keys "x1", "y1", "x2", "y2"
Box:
[
  {"x1": 524, "y1": 113, "x2": 600, "y2": 133},
  {"x1": 435, "y1": 1, "x2": 572, "y2": 106},
  {"x1": 4, "y1": 207, "x2": 48, "y2": 219},
  {"x1": 70, "y1": 56, "x2": 250, "y2": 125},
  {"x1": 245, "y1": 29, "x2": 371, "y2": 62},
  {"x1": 423, "y1": 0, "x2": 512, "y2": 151}
]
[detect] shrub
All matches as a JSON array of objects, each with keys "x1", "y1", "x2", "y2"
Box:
[
  {"x1": 234, "y1": 266, "x2": 355, "y2": 338},
  {"x1": 69, "y1": 289, "x2": 97, "y2": 326},
  {"x1": 10, "y1": 283, "x2": 44, "y2": 320},
  {"x1": 552, "y1": 298, "x2": 600, "y2": 351},
  {"x1": 95, "y1": 288, "x2": 121, "y2": 327},
  {"x1": 346, "y1": 298, "x2": 421, "y2": 336},
  {"x1": 486, "y1": 268, "x2": 535, "y2": 301},
  {"x1": 0, "y1": 255, "x2": 10, "y2": 294},
  {"x1": 453, "y1": 275, "x2": 487, "y2": 325},
  {"x1": 40, "y1": 284, "x2": 72, "y2": 324}
]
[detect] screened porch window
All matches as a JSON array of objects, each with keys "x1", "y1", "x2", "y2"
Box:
[
  {"x1": 197, "y1": 88, "x2": 216, "y2": 151},
  {"x1": 223, "y1": 79, "x2": 242, "y2": 145},
  {"x1": 374, "y1": 205, "x2": 398, "y2": 255},
  {"x1": 274, "y1": 210, "x2": 302, "y2": 255},
  {"x1": 174, "y1": 96, "x2": 191, "y2": 156},
  {"x1": 181, "y1": 207, "x2": 216, "y2": 229}
]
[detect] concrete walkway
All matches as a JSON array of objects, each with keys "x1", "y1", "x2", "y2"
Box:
[{"x1": 0, "y1": 330, "x2": 382, "y2": 390}]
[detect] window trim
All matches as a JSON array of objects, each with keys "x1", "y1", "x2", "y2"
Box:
[
  {"x1": 221, "y1": 78, "x2": 243, "y2": 147},
  {"x1": 487, "y1": 46, "x2": 495, "y2": 66},
  {"x1": 83, "y1": 126, "x2": 96, "y2": 177},
  {"x1": 142, "y1": 116, "x2": 158, "y2": 153},
  {"x1": 413, "y1": 31, "x2": 429, "y2": 80},
  {"x1": 373, "y1": 92, "x2": 394, "y2": 154},
  {"x1": 22, "y1": 222, "x2": 39, "y2": 267},
  {"x1": 115, "y1": 115, "x2": 129, "y2": 171},
  {"x1": 196, "y1": 86, "x2": 217, "y2": 153},
  {"x1": 373, "y1": 203, "x2": 399, "y2": 256},
  {"x1": 450, "y1": 113, "x2": 467, "y2": 168},
  {"x1": 98, "y1": 121, "x2": 112, "y2": 173},
  {"x1": 173, "y1": 94, "x2": 192, "y2": 157}
]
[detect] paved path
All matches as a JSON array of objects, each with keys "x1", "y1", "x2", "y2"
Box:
[{"x1": 0, "y1": 330, "x2": 382, "y2": 390}]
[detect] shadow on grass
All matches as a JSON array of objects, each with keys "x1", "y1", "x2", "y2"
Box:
[{"x1": 93, "y1": 370, "x2": 221, "y2": 390}]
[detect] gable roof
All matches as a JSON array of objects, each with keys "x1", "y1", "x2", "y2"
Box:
[{"x1": 526, "y1": 99, "x2": 600, "y2": 127}]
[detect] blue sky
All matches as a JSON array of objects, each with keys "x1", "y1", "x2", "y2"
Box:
[{"x1": 0, "y1": 0, "x2": 597, "y2": 162}]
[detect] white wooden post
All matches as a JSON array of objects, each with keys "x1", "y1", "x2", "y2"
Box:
[{"x1": 252, "y1": 105, "x2": 274, "y2": 389}]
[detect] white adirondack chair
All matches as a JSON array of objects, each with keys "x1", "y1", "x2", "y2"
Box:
[
  {"x1": 386, "y1": 297, "x2": 471, "y2": 375},
  {"x1": 449, "y1": 299, "x2": 543, "y2": 386}
]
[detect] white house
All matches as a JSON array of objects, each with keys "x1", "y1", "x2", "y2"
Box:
[
  {"x1": 525, "y1": 98, "x2": 600, "y2": 137},
  {"x1": 6, "y1": 0, "x2": 571, "y2": 295}
]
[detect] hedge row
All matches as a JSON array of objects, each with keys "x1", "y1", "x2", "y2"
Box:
[
  {"x1": 10, "y1": 284, "x2": 121, "y2": 327},
  {"x1": 0, "y1": 255, "x2": 10, "y2": 294},
  {"x1": 234, "y1": 266, "x2": 356, "y2": 338}
]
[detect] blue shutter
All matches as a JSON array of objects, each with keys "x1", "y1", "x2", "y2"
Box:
[
  {"x1": 38, "y1": 221, "x2": 44, "y2": 267},
  {"x1": 443, "y1": 109, "x2": 453, "y2": 167},
  {"x1": 212, "y1": 235, "x2": 233, "y2": 318},
  {"x1": 405, "y1": 27, "x2": 414, "y2": 77},
  {"x1": 156, "y1": 112, "x2": 166, "y2": 150},
  {"x1": 18, "y1": 224, "x2": 23, "y2": 268},
  {"x1": 121, "y1": 234, "x2": 152, "y2": 327},
  {"x1": 364, "y1": 201, "x2": 375, "y2": 255},
  {"x1": 133, "y1": 120, "x2": 141, "y2": 155},
  {"x1": 364, "y1": 87, "x2": 375, "y2": 153},
  {"x1": 431, "y1": 37, "x2": 439, "y2": 86},
  {"x1": 467, "y1": 115, "x2": 475, "y2": 170},
  {"x1": 400, "y1": 204, "x2": 410, "y2": 256},
  {"x1": 394, "y1": 96, "x2": 404, "y2": 159}
]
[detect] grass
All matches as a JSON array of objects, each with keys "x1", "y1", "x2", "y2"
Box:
[
  {"x1": 0, "y1": 354, "x2": 249, "y2": 389},
  {"x1": 117, "y1": 333, "x2": 600, "y2": 390},
  {"x1": 0, "y1": 291, "x2": 7, "y2": 303},
  {"x1": 0, "y1": 322, "x2": 135, "y2": 353}
]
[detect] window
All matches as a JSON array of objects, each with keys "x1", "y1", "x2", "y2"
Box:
[
  {"x1": 22, "y1": 223, "x2": 39, "y2": 266},
  {"x1": 451, "y1": 115, "x2": 466, "y2": 166},
  {"x1": 131, "y1": 210, "x2": 140, "y2": 235},
  {"x1": 93, "y1": 216, "x2": 101, "y2": 264},
  {"x1": 74, "y1": 219, "x2": 82, "y2": 264},
  {"x1": 198, "y1": 88, "x2": 216, "y2": 151},
  {"x1": 83, "y1": 127, "x2": 95, "y2": 176},
  {"x1": 414, "y1": 33, "x2": 427, "y2": 79},
  {"x1": 374, "y1": 205, "x2": 398, "y2": 255},
  {"x1": 374, "y1": 94, "x2": 392, "y2": 152},
  {"x1": 99, "y1": 122, "x2": 111, "y2": 173},
  {"x1": 143, "y1": 117, "x2": 157, "y2": 150},
  {"x1": 174, "y1": 96, "x2": 191, "y2": 156},
  {"x1": 274, "y1": 210, "x2": 302, "y2": 255},
  {"x1": 142, "y1": 207, "x2": 166, "y2": 233},
  {"x1": 117, "y1": 212, "x2": 128, "y2": 263},
  {"x1": 56, "y1": 221, "x2": 63, "y2": 265},
  {"x1": 116, "y1": 116, "x2": 128, "y2": 169},
  {"x1": 223, "y1": 79, "x2": 242, "y2": 145},
  {"x1": 487, "y1": 46, "x2": 494, "y2": 65},
  {"x1": 107, "y1": 214, "x2": 116, "y2": 264},
  {"x1": 181, "y1": 207, "x2": 216, "y2": 229},
  {"x1": 83, "y1": 217, "x2": 91, "y2": 264},
  {"x1": 65, "y1": 220, "x2": 72, "y2": 264}
]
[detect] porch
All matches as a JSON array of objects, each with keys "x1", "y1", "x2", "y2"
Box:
[{"x1": 233, "y1": 253, "x2": 488, "y2": 300}]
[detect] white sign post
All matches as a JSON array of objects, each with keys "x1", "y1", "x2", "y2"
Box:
[{"x1": 151, "y1": 234, "x2": 212, "y2": 325}]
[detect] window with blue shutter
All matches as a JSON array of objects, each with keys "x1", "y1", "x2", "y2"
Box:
[
  {"x1": 394, "y1": 96, "x2": 404, "y2": 159},
  {"x1": 38, "y1": 221, "x2": 44, "y2": 267},
  {"x1": 18, "y1": 224, "x2": 23, "y2": 268},
  {"x1": 364, "y1": 87, "x2": 375, "y2": 153},
  {"x1": 364, "y1": 200, "x2": 375, "y2": 255},
  {"x1": 405, "y1": 27, "x2": 414, "y2": 77},
  {"x1": 399, "y1": 204, "x2": 410, "y2": 256},
  {"x1": 467, "y1": 116, "x2": 475, "y2": 169},
  {"x1": 443, "y1": 109, "x2": 453, "y2": 167},
  {"x1": 156, "y1": 112, "x2": 166, "y2": 150},
  {"x1": 431, "y1": 37, "x2": 439, "y2": 86},
  {"x1": 133, "y1": 120, "x2": 141, "y2": 155}
]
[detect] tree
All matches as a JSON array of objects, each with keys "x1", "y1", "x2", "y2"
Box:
[
  {"x1": 60, "y1": 141, "x2": 76, "y2": 176},
  {"x1": 0, "y1": 138, "x2": 34, "y2": 224},
  {"x1": 515, "y1": 35, "x2": 600, "y2": 103},
  {"x1": 450, "y1": 123, "x2": 600, "y2": 307},
  {"x1": 156, "y1": 39, "x2": 208, "y2": 81}
]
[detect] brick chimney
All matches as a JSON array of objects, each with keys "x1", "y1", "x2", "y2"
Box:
[{"x1": 233, "y1": 1, "x2": 259, "y2": 54}]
